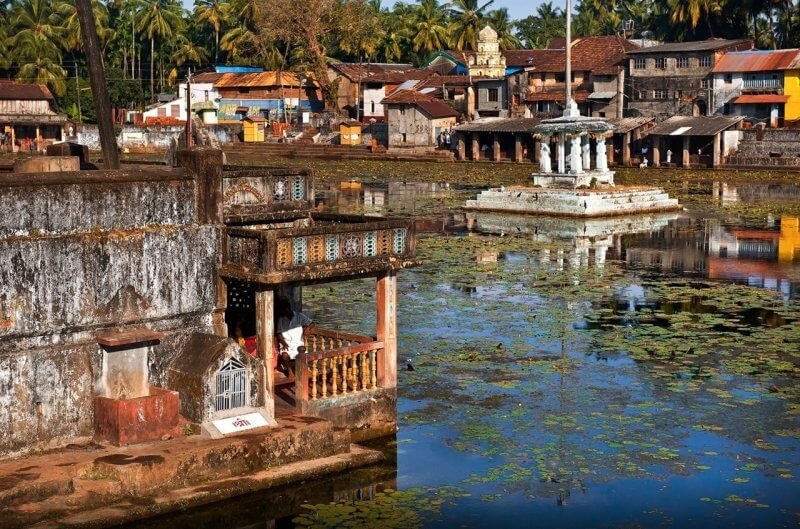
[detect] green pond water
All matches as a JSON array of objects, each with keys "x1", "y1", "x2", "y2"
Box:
[{"x1": 127, "y1": 173, "x2": 800, "y2": 529}]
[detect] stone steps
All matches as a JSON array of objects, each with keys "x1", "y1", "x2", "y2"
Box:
[
  {"x1": 0, "y1": 416, "x2": 374, "y2": 528},
  {"x1": 466, "y1": 187, "x2": 680, "y2": 217}
]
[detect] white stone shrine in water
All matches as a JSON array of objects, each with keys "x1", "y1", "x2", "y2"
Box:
[{"x1": 466, "y1": 0, "x2": 680, "y2": 217}]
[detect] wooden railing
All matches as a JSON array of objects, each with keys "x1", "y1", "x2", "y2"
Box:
[{"x1": 296, "y1": 327, "x2": 383, "y2": 406}]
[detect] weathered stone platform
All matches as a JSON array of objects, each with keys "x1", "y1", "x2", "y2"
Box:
[
  {"x1": 0, "y1": 415, "x2": 382, "y2": 529},
  {"x1": 465, "y1": 186, "x2": 681, "y2": 217}
]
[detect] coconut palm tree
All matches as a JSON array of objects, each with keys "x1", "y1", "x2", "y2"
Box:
[
  {"x1": 448, "y1": 0, "x2": 495, "y2": 50},
  {"x1": 62, "y1": 0, "x2": 111, "y2": 52},
  {"x1": 412, "y1": 0, "x2": 450, "y2": 54},
  {"x1": 15, "y1": 33, "x2": 68, "y2": 96},
  {"x1": 667, "y1": 0, "x2": 725, "y2": 37},
  {"x1": 485, "y1": 8, "x2": 519, "y2": 49},
  {"x1": 10, "y1": 0, "x2": 69, "y2": 47},
  {"x1": 379, "y1": 11, "x2": 410, "y2": 62},
  {"x1": 135, "y1": 0, "x2": 183, "y2": 99},
  {"x1": 195, "y1": 0, "x2": 225, "y2": 63}
]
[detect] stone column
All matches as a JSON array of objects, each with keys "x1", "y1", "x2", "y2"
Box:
[
  {"x1": 557, "y1": 135, "x2": 565, "y2": 174},
  {"x1": 177, "y1": 148, "x2": 224, "y2": 225},
  {"x1": 682, "y1": 136, "x2": 690, "y2": 167},
  {"x1": 457, "y1": 135, "x2": 466, "y2": 160},
  {"x1": 623, "y1": 131, "x2": 631, "y2": 166},
  {"x1": 376, "y1": 271, "x2": 397, "y2": 389},
  {"x1": 596, "y1": 136, "x2": 608, "y2": 171},
  {"x1": 514, "y1": 133, "x2": 523, "y2": 163},
  {"x1": 471, "y1": 133, "x2": 480, "y2": 161},
  {"x1": 652, "y1": 137, "x2": 661, "y2": 167},
  {"x1": 606, "y1": 137, "x2": 614, "y2": 166},
  {"x1": 581, "y1": 134, "x2": 591, "y2": 170},
  {"x1": 712, "y1": 132, "x2": 721, "y2": 167},
  {"x1": 570, "y1": 135, "x2": 583, "y2": 174},
  {"x1": 492, "y1": 135, "x2": 501, "y2": 161},
  {"x1": 256, "y1": 288, "x2": 276, "y2": 420}
]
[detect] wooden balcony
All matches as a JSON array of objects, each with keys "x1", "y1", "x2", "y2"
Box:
[{"x1": 221, "y1": 212, "x2": 418, "y2": 284}]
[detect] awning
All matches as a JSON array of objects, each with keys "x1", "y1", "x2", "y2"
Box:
[
  {"x1": 235, "y1": 106, "x2": 249, "y2": 113},
  {"x1": 730, "y1": 94, "x2": 789, "y2": 105},
  {"x1": 587, "y1": 92, "x2": 616, "y2": 100}
]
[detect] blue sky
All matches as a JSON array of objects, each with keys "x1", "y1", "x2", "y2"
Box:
[{"x1": 181, "y1": 0, "x2": 550, "y2": 23}]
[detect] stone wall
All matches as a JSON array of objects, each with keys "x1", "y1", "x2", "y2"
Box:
[
  {"x1": 0, "y1": 167, "x2": 221, "y2": 457},
  {"x1": 75, "y1": 124, "x2": 241, "y2": 150}
]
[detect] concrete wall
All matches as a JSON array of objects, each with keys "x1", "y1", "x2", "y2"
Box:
[
  {"x1": 75, "y1": 124, "x2": 240, "y2": 150},
  {"x1": 0, "y1": 168, "x2": 220, "y2": 457},
  {"x1": 476, "y1": 79, "x2": 507, "y2": 115},
  {"x1": 387, "y1": 105, "x2": 456, "y2": 147}
]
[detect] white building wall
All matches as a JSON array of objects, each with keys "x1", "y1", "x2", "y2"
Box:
[
  {"x1": 713, "y1": 73, "x2": 744, "y2": 115},
  {"x1": 363, "y1": 86, "x2": 386, "y2": 118}
]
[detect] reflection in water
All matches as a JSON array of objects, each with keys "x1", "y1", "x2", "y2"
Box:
[{"x1": 316, "y1": 181, "x2": 451, "y2": 215}]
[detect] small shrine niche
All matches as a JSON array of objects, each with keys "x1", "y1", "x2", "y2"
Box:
[
  {"x1": 94, "y1": 327, "x2": 180, "y2": 445},
  {"x1": 167, "y1": 332, "x2": 273, "y2": 437}
]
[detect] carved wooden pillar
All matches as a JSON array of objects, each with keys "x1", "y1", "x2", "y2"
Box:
[
  {"x1": 376, "y1": 271, "x2": 397, "y2": 389},
  {"x1": 256, "y1": 288, "x2": 275, "y2": 420},
  {"x1": 492, "y1": 135, "x2": 500, "y2": 161},
  {"x1": 514, "y1": 133, "x2": 523, "y2": 162},
  {"x1": 471, "y1": 133, "x2": 480, "y2": 161}
]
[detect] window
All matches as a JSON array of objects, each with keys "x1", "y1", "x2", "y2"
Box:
[
  {"x1": 724, "y1": 73, "x2": 732, "y2": 84},
  {"x1": 699, "y1": 56, "x2": 711, "y2": 67},
  {"x1": 677, "y1": 57, "x2": 689, "y2": 68},
  {"x1": 637, "y1": 90, "x2": 646, "y2": 99},
  {"x1": 399, "y1": 105, "x2": 405, "y2": 115},
  {"x1": 370, "y1": 101, "x2": 375, "y2": 113},
  {"x1": 488, "y1": 88, "x2": 499, "y2": 102},
  {"x1": 634, "y1": 57, "x2": 645, "y2": 69},
  {"x1": 555, "y1": 73, "x2": 565, "y2": 83},
  {"x1": 701, "y1": 79, "x2": 710, "y2": 89},
  {"x1": 204, "y1": 90, "x2": 209, "y2": 101},
  {"x1": 215, "y1": 358, "x2": 247, "y2": 412},
  {"x1": 655, "y1": 57, "x2": 667, "y2": 69},
  {"x1": 654, "y1": 89, "x2": 668, "y2": 99},
  {"x1": 540, "y1": 73, "x2": 546, "y2": 82},
  {"x1": 239, "y1": 87, "x2": 250, "y2": 94}
]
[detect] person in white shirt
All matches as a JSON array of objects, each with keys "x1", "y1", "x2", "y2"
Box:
[{"x1": 275, "y1": 298, "x2": 314, "y2": 377}]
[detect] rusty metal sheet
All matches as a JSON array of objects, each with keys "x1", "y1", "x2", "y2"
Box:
[{"x1": 714, "y1": 49, "x2": 800, "y2": 73}]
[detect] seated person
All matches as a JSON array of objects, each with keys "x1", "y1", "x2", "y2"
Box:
[{"x1": 275, "y1": 298, "x2": 314, "y2": 377}]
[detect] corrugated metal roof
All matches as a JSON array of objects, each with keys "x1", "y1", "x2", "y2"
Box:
[
  {"x1": 713, "y1": 49, "x2": 800, "y2": 73},
  {"x1": 214, "y1": 72, "x2": 319, "y2": 88},
  {"x1": 0, "y1": 82, "x2": 53, "y2": 100},
  {"x1": 627, "y1": 39, "x2": 752, "y2": 55},
  {"x1": 731, "y1": 94, "x2": 789, "y2": 104},
  {"x1": 455, "y1": 118, "x2": 541, "y2": 133},
  {"x1": 588, "y1": 92, "x2": 616, "y2": 100},
  {"x1": 648, "y1": 116, "x2": 743, "y2": 136},
  {"x1": 607, "y1": 116, "x2": 654, "y2": 133}
]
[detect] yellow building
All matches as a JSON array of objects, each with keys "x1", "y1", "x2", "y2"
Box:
[
  {"x1": 785, "y1": 70, "x2": 800, "y2": 121},
  {"x1": 242, "y1": 116, "x2": 267, "y2": 142},
  {"x1": 339, "y1": 120, "x2": 362, "y2": 146}
]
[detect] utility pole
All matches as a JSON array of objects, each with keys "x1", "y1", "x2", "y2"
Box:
[
  {"x1": 185, "y1": 68, "x2": 193, "y2": 148},
  {"x1": 565, "y1": 0, "x2": 572, "y2": 109},
  {"x1": 76, "y1": 0, "x2": 120, "y2": 169},
  {"x1": 74, "y1": 63, "x2": 82, "y2": 124}
]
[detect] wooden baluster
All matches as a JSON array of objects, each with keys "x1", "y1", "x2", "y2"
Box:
[
  {"x1": 343, "y1": 355, "x2": 350, "y2": 393},
  {"x1": 331, "y1": 357, "x2": 338, "y2": 396},
  {"x1": 311, "y1": 358, "x2": 318, "y2": 400},
  {"x1": 321, "y1": 358, "x2": 327, "y2": 397},
  {"x1": 337, "y1": 339, "x2": 343, "y2": 349},
  {"x1": 360, "y1": 351, "x2": 367, "y2": 390},
  {"x1": 371, "y1": 349, "x2": 377, "y2": 388}
]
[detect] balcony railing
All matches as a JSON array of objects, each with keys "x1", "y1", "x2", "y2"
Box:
[
  {"x1": 296, "y1": 328, "x2": 383, "y2": 406},
  {"x1": 222, "y1": 168, "x2": 314, "y2": 223},
  {"x1": 223, "y1": 213, "x2": 416, "y2": 283},
  {"x1": 742, "y1": 79, "x2": 783, "y2": 90}
]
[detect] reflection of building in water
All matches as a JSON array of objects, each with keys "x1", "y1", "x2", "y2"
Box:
[
  {"x1": 467, "y1": 211, "x2": 677, "y2": 269},
  {"x1": 316, "y1": 181, "x2": 448, "y2": 215},
  {"x1": 712, "y1": 181, "x2": 800, "y2": 207},
  {"x1": 625, "y1": 216, "x2": 799, "y2": 298}
]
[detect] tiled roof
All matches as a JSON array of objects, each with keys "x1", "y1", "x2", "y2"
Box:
[
  {"x1": 731, "y1": 94, "x2": 789, "y2": 104},
  {"x1": 329, "y1": 62, "x2": 418, "y2": 82},
  {"x1": 382, "y1": 91, "x2": 459, "y2": 118},
  {"x1": 507, "y1": 36, "x2": 638, "y2": 74},
  {"x1": 526, "y1": 90, "x2": 590, "y2": 103},
  {"x1": 713, "y1": 49, "x2": 800, "y2": 73},
  {"x1": 455, "y1": 117, "x2": 541, "y2": 133},
  {"x1": 606, "y1": 116, "x2": 654, "y2": 133},
  {"x1": 192, "y1": 72, "x2": 225, "y2": 83},
  {"x1": 0, "y1": 82, "x2": 53, "y2": 100},
  {"x1": 627, "y1": 38, "x2": 753, "y2": 55},
  {"x1": 214, "y1": 72, "x2": 319, "y2": 88}
]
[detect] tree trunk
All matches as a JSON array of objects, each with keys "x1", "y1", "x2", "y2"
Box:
[
  {"x1": 769, "y1": 6, "x2": 776, "y2": 49},
  {"x1": 215, "y1": 30, "x2": 219, "y2": 63},
  {"x1": 150, "y1": 36, "x2": 155, "y2": 100}
]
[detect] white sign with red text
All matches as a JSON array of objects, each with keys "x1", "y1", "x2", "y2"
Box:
[{"x1": 211, "y1": 412, "x2": 270, "y2": 435}]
